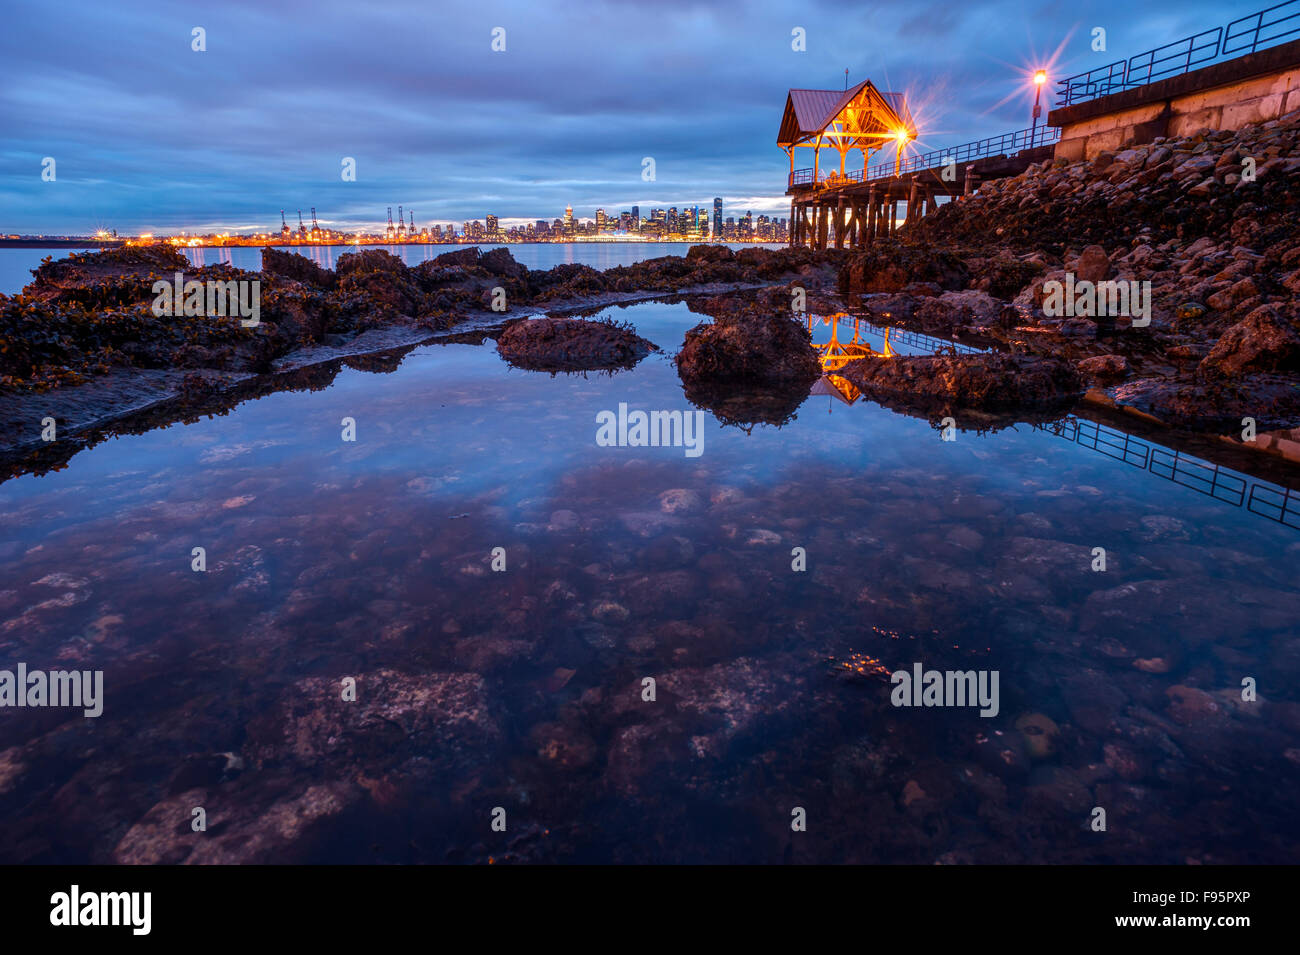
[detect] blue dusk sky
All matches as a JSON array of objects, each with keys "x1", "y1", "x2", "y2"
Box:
[{"x1": 0, "y1": 0, "x2": 1232, "y2": 234}]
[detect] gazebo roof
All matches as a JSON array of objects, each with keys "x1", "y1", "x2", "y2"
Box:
[
  {"x1": 810, "y1": 374, "x2": 860, "y2": 404},
  {"x1": 777, "y1": 80, "x2": 914, "y2": 148}
]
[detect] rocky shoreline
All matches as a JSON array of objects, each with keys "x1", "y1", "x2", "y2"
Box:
[
  {"x1": 4, "y1": 109, "x2": 1300, "y2": 472},
  {"x1": 0, "y1": 243, "x2": 839, "y2": 471},
  {"x1": 827, "y1": 109, "x2": 1300, "y2": 462}
]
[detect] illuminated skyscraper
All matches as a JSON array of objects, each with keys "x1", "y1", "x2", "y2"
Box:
[{"x1": 713, "y1": 198, "x2": 723, "y2": 238}]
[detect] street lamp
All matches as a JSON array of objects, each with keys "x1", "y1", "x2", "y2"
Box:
[
  {"x1": 893, "y1": 128, "x2": 910, "y2": 176},
  {"x1": 1031, "y1": 70, "x2": 1048, "y2": 141}
]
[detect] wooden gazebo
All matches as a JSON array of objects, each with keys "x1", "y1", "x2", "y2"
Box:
[{"x1": 778, "y1": 80, "x2": 916, "y2": 187}]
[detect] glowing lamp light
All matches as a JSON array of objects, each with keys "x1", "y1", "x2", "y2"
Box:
[{"x1": 1034, "y1": 70, "x2": 1047, "y2": 86}]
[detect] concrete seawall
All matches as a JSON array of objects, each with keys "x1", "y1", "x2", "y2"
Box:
[{"x1": 1050, "y1": 38, "x2": 1300, "y2": 160}]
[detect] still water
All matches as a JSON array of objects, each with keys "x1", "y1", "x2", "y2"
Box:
[{"x1": 0, "y1": 300, "x2": 1297, "y2": 863}]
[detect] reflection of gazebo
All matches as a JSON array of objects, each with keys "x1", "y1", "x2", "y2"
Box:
[
  {"x1": 805, "y1": 313, "x2": 894, "y2": 411},
  {"x1": 810, "y1": 373, "x2": 861, "y2": 407},
  {"x1": 807, "y1": 313, "x2": 893, "y2": 370}
]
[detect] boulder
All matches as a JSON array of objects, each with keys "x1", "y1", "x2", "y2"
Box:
[
  {"x1": 335, "y1": 248, "x2": 408, "y2": 276},
  {"x1": 674, "y1": 301, "x2": 822, "y2": 428},
  {"x1": 837, "y1": 352, "x2": 1082, "y2": 412},
  {"x1": 1074, "y1": 245, "x2": 1111, "y2": 283},
  {"x1": 479, "y1": 247, "x2": 526, "y2": 279},
  {"x1": 259, "y1": 247, "x2": 336, "y2": 288},
  {"x1": 497, "y1": 316, "x2": 657, "y2": 372},
  {"x1": 675, "y1": 305, "x2": 820, "y2": 389},
  {"x1": 685, "y1": 244, "x2": 735, "y2": 264},
  {"x1": 1077, "y1": 354, "x2": 1130, "y2": 384},
  {"x1": 1199, "y1": 304, "x2": 1300, "y2": 378},
  {"x1": 838, "y1": 240, "x2": 969, "y2": 295},
  {"x1": 431, "y1": 247, "x2": 483, "y2": 269}
]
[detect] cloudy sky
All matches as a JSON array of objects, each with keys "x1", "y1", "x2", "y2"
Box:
[{"x1": 1, "y1": 0, "x2": 1229, "y2": 234}]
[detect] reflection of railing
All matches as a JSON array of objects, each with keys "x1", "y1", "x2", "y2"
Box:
[
  {"x1": 1058, "y1": 1, "x2": 1300, "y2": 106},
  {"x1": 812, "y1": 312, "x2": 984, "y2": 356},
  {"x1": 856, "y1": 321, "x2": 984, "y2": 356},
  {"x1": 1039, "y1": 417, "x2": 1300, "y2": 530}
]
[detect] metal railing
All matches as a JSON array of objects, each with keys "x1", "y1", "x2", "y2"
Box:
[
  {"x1": 788, "y1": 124, "x2": 1060, "y2": 189},
  {"x1": 1127, "y1": 28, "x2": 1223, "y2": 87},
  {"x1": 1058, "y1": 0, "x2": 1300, "y2": 106},
  {"x1": 1226, "y1": 0, "x2": 1300, "y2": 53}
]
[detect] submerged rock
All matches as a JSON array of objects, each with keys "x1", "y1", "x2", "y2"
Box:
[
  {"x1": 244, "y1": 669, "x2": 499, "y2": 771},
  {"x1": 113, "y1": 777, "x2": 363, "y2": 864}
]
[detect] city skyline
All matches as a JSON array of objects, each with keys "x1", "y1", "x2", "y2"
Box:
[
  {"x1": 0, "y1": 0, "x2": 1232, "y2": 233},
  {"x1": 3, "y1": 199, "x2": 788, "y2": 244}
]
